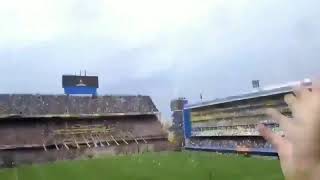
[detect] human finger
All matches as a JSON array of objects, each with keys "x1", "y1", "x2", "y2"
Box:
[
  {"x1": 293, "y1": 86, "x2": 311, "y2": 100},
  {"x1": 257, "y1": 124, "x2": 284, "y2": 151},
  {"x1": 266, "y1": 108, "x2": 293, "y2": 132},
  {"x1": 284, "y1": 94, "x2": 297, "y2": 107}
]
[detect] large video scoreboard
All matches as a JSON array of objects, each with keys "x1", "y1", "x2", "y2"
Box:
[{"x1": 62, "y1": 75, "x2": 99, "y2": 95}]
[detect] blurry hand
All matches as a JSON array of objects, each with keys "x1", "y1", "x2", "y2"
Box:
[{"x1": 258, "y1": 86, "x2": 320, "y2": 180}]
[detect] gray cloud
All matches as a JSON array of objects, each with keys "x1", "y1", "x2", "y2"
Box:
[{"x1": 0, "y1": 0, "x2": 320, "y2": 119}]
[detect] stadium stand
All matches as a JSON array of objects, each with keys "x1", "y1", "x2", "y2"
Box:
[
  {"x1": 0, "y1": 95, "x2": 169, "y2": 167},
  {"x1": 183, "y1": 80, "x2": 311, "y2": 155}
]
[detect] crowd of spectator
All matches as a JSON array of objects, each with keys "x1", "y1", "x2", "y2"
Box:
[
  {"x1": 188, "y1": 138, "x2": 273, "y2": 150},
  {"x1": 192, "y1": 124, "x2": 282, "y2": 136},
  {"x1": 0, "y1": 94, "x2": 158, "y2": 115}
]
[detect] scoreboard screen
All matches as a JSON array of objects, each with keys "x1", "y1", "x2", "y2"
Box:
[{"x1": 62, "y1": 75, "x2": 99, "y2": 88}]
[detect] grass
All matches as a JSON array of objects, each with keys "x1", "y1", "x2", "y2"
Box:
[{"x1": 0, "y1": 152, "x2": 283, "y2": 180}]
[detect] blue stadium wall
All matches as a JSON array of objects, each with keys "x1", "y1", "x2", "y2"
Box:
[
  {"x1": 183, "y1": 109, "x2": 192, "y2": 139},
  {"x1": 64, "y1": 87, "x2": 97, "y2": 95},
  {"x1": 184, "y1": 146, "x2": 277, "y2": 156}
]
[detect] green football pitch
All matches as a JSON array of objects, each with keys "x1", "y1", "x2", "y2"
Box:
[{"x1": 0, "y1": 152, "x2": 283, "y2": 180}]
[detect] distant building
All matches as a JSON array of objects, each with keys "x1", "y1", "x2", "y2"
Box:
[{"x1": 170, "y1": 98, "x2": 188, "y2": 148}]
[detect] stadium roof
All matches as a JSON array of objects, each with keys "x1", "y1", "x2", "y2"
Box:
[{"x1": 185, "y1": 80, "x2": 311, "y2": 109}]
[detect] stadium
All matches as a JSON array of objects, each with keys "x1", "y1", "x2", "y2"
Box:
[{"x1": 0, "y1": 76, "x2": 308, "y2": 179}]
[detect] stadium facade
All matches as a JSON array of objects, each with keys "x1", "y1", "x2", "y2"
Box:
[{"x1": 183, "y1": 80, "x2": 311, "y2": 155}]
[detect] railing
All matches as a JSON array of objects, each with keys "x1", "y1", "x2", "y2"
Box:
[
  {"x1": 185, "y1": 145, "x2": 277, "y2": 155},
  {"x1": 0, "y1": 134, "x2": 167, "y2": 151}
]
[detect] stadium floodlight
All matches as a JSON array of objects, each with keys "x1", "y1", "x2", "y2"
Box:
[{"x1": 252, "y1": 80, "x2": 260, "y2": 89}]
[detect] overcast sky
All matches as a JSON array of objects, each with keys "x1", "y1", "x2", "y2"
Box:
[{"x1": 0, "y1": 0, "x2": 319, "y2": 119}]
